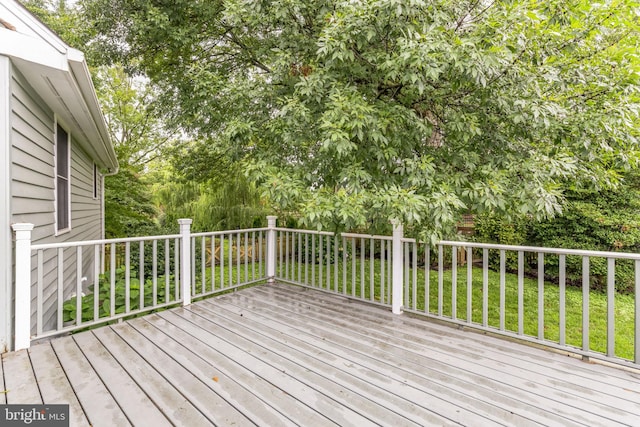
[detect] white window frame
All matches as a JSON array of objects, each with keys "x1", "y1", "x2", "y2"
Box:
[{"x1": 54, "y1": 118, "x2": 71, "y2": 235}]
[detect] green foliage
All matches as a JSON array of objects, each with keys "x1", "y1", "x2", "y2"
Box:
[
  {"x1": 528, "y1": 177, "x2": 640, "y2": 293},
  {"x1": 530, "y1": 184, "x2": 640, "y2": 253},
  {"x1": 153, "y1": 162, "x2": 268, "y2": 231},
  {"x1": 26, "y1": 1, "x2": 273, "y2": 238},
  {"x1": 62, "y1": 268, "x2": 177, "y2": 323},
  {"x1": 81, "y1": 0, "x2": 640, "y2": 240},
  {"x1": 22, "y1": 0, "x2": 86, "y2": 48},
  {"x1": 93, "y1": 66, "x2": 174, "y2": 168},
  {"x1": 473, "y1": 212, "x2": 530, "y2": 271},
  {"x1": 104, "y1": 168, "x2": 157, "y2": 237},
  {"x1": 95, "y1": 65, "x2": 181, "y2": 237},
  {"x1": 474, "y1": 214, "x2": 529, "y2": 247},
  {"x1": 475, "y1": 171, "x2": 640, "y2": 292}
]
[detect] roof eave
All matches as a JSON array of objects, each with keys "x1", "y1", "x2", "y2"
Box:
[{"x1": 0, "y1": 28, "x2": 118, "y2": 172}]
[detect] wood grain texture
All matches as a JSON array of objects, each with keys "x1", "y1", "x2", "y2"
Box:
[
  {"x1": 28, "y1": 343, "x2": 88, "y2": 426},
  {"x1": 1, "y1": 349, "x2": 41, "y2": 404},
  {"x1": 51, "y1": 336, "x2": 131, "y2": 427},
  {"x1": 2, "y1": 282, "x2": 639, "y2": 426}
]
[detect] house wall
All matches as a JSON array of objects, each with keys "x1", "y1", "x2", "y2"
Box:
[{"x1": 10, "y1": 64, "x2": 104, "y2": 336}]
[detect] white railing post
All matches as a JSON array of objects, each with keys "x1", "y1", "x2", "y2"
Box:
[
  {"x1": 266, "y1": 216, "x2": 277, "y2": 284},
  {"x1": 178, "y1": 219, "x2": 192, "y2": 306},
  {"x1": 391, "y1": 220, "x2": 404, "y2": 314},
  {"x1": 12, "y1": 223, "x2": 34, "y2": 351}
]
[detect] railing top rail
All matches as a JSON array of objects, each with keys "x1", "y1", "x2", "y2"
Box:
[
  {"x1": 30, "y1": 226, "x2": 640, "y2": 260},
  {"x1": 341, "y1": 232, "x2": 393, "y2": 241},
  {"x1": 191, "y1": 227, "x2": 269, "y2": 238},
  {"x1": 438, "y1": 240, "x2": 640, "y2": 260},
  {"x1": 275, "y1": 228, "x2": 335, "y2": 236},
  {"x1": 31, "y1": 234, "x2": 182, "y2": 251}
]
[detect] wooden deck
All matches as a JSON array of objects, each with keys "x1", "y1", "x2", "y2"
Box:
[{"x1": 2, "y1": 283, "x2": 640, "y2": 426}]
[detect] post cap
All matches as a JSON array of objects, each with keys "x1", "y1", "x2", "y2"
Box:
[
  {"x1": 11, "y1": 223, "x2": 34, "y2": 232},
  {"x1": 390, "y1": 219, "x2": 403, "y2": 231}
]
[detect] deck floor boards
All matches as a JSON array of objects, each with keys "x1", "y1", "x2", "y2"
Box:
[
  {"x1": 71, "y1": 331, "x2": 172, "y2": 427},
  {"x1": 2, "y1": 346, "x2": 42, "y2": 404},
  {"x1": 2, "y1": 282, "x2": 640, "y2": 426},
  {"x1": 179, "y1": 306, "x2": 445, "y2": 426},
  {"x1": 210, "y1": 288, "x2": 581, "y2": 426},
  {"x1": 197, "y1": 299, "x2": 530, "y2": 426},
  {"x1": 28, "y1": 343, "x2": 89, "y2": 426},
  {"x1": 51, "y1": 335, "x2": 131, "y2": 426},
  {"x1": 245, "y1": 285, "x2": 640, "y2": 425}
]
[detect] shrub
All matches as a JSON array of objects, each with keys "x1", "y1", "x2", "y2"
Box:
[
  {"x1": 473, "y1": 213, "x2": 529, "y2": 271},
  {"x1": 63, "y1": 267, "x2": 177, "y2": 323},
  {"x1": 474, "y1": 173, "x2": 640, "y2": 293}
]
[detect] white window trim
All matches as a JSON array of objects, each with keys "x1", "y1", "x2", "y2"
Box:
[{"x1": 54, "y1": 117, "x2": 71, "y2": 235}]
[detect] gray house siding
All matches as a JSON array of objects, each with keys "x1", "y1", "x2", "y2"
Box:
[
  {"x1": 2, "y1": 0, "x2": 117, "y2": 351},
  {"x1": 10, "y1": 64, "x2": 104, "y2": 335}
]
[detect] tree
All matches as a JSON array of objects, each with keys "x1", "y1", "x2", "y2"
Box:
[
  {"x1": 21, "y1": 0, "x2": 85, "y2": 47},
  {"x1": 529, "y1": 173, "x2": 640, "y2": 254},
  {"x1": 102, "y1": 167, "x2": 156, "y2": 237},
  {"x1": 81, "y1": 1, "x2": 640, "y2": 239},
  {"x1": 475, "y1": 169, "x2": 640, "y2": 292},
  {"x1": 93, "y1": 65, "x2": 173, "y2": 168},
  {"x1": 93, "y1": 65, "x2": 179, "y2": 237},
  {"x1": 152, "y1": 164, "x2": 268, "y2": 232}
]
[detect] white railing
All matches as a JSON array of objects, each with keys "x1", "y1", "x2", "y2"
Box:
[
  {"x1": 190, "y1": 227, "x2": 269, "y2": 297},
  {"x1": 402, "y1": 240, "x2": 640, "y2": 368},
  {"x1": 272, "y1": 228, "x2": 398, "y2": 308},
  {"x1": 273, "y1": 224, "x2": 640, "y2": 369},
  {"x1": 12, "y1": 217, "x2": 640, "y2": 368},
  {"x1": 12, "y1": 219, "x2": 270, "y2": 349}
]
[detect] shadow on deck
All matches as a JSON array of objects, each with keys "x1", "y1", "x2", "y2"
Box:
[{"x1": 2, "y1": 282, "x2": 640, "y2": 426}]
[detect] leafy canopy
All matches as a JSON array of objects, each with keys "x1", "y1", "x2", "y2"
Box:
[
  {"x1": 83, "y1": 0, "x2": 640, "y2": 238},
  {"x1": 95, "y1": 66, "x2": 172, "y2": 237}
]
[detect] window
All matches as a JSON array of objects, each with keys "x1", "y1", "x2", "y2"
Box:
[
  {"x1": 93, "y1": 163, "x2": 98, "y2": 199},
  {"x1": 55, "y1": 123, "x2": 70, "y2": 232}
]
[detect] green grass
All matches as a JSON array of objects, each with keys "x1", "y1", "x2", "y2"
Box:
[{"x1": 280, "y1": 258, "x2": 637, "y2": 361}]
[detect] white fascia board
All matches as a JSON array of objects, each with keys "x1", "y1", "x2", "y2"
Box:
[
  {"x1": 67, "y1": 55, "x2": 119, "y2": 172},
  {"x1": 2, "y1": 0, "x2": 67, "y2": 54},
  {"x1": 66, "y1": 47, "x2": 84, "y2": 63},
  {"x1": 0, "y1": 30, "x2": 118, "y2": 172},
  {"x1": 0, "y1": 28, "x2": 69, "y2": 71}
]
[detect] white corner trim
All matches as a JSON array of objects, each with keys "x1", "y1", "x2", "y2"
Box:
[{"x1": 0, "y1": 56, "x2": 12, "y2": 351}]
